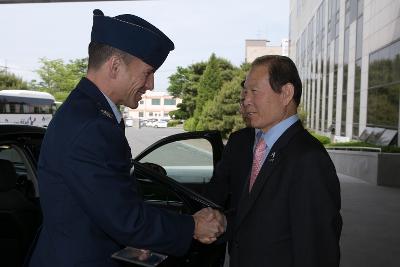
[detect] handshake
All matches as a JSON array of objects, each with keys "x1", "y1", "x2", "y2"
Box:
[{"x1": 192, "y1": 207, "x2": 227, "y2": 244}]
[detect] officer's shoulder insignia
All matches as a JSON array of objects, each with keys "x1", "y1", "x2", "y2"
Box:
[{"x1": 100, "y1": 109, "x2": 114, "y2": 119}]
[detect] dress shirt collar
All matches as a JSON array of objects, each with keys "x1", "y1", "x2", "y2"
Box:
[{"x1": 256, "y1": 114, "x2": 299, "y2": 149}]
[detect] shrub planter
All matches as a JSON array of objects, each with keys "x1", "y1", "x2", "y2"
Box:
[{"x1": 327, "y1": 149, "x2": 400, "y2": 187}]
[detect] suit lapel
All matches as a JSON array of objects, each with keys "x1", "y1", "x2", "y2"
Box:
[
  {"x1": 234, "y1": 121, "x2": 304, "y2": 231},
  {"x1": 76, "y1": 77, "x2": 120, "y2": 128},
  {"x1": 234, "y1": 151, "x2": 283, "y2": 231},
  {"x1": 232, "y1": 129, "x2": 255, "y2": 221},
  {"x1": 240, "y1": 128, "x2": 256, "y2": 187}
]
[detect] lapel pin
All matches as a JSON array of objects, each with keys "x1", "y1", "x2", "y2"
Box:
[
  {"x1": 269, "y1": 152, "x2": 276, "y2": 162},
  {"x1": 100, "y1": 109, "x2": 114, "y2": 119}
]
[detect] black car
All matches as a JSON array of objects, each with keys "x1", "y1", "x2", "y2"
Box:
[{"x1": 0, "y1": 125, "x2": 226, "y2": 267}]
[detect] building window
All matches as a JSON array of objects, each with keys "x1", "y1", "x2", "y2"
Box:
[
  {"x1": 367, "y1": 85, "x2": 399, "y2": 129},
  {"x1": 353, "y1": 59, "x2": 362, "y2": 137},
  {"x1": 341, "y1": 28, "x2": 350, "y2": 135},
  {"x1": 139, "y1": 112, "x2": 143, "y2": 117},
  {"x1": 164, "y1": 99, "x2": 176, "y2": 105},
  {"x1": 332, "y1": 36, "x2": 339, "y2": 128},
  {"x1": 149, "y1": 112, "x2": 153, "y2": 116},
  {"x1": 369, "y1": 40, "x2": 400, "y2": 87},
  {"x1": 353, "y1": 0, "x2": 363, "y2": 137},
  {"x1": 297, "y1": 0, "x2": 302, "y2": 16},
  {"x1": 325, "y1": 43, "x2": 331, "y2": 130},
  {"x1": 367, "y1": 40, "x2": 400, "y2": 129},
  {"x1": 139, "y1": 100, "x2": 144, "y2": 105},
  {"x1": 329, "y1": 0, "x2": 340, "y2": 42},
  {"x1": 151, "y1": 99, "x2": 161, "y2": 105},
  {"x1": 355, "y1": 15, "x2": 363, "y2": 60}
]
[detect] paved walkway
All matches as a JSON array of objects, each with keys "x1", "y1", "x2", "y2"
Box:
[{"x1": 339, "y1": 174, "x2": 400, "y2": 267}]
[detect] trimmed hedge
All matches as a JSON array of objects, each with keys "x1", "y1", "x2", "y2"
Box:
[
  {"x1": 183, "y1": 118, "x2": 197, "y2": 131},
  {"x1": 167, "y1": 120, "x2": 181, "y2": 127},
  {"x1": 309, "y1": 131, "x2": 331, "y2": 145}
]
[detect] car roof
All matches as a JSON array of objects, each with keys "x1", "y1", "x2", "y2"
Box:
[{"x1": 0, "y1": 125, "x2": 46, "y2": 137}]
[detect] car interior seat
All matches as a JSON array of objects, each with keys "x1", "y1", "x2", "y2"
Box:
[{"x1": 0, "y1": 159, "x2": 41, "y2": 266}]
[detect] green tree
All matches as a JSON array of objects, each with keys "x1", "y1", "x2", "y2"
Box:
[
  {"x1": 198, "y1": 75, "x2": 246, "y2": 137},
  {"x1": 0, "y1": 70, "x2": 29, "y2": 89},
  {"x1": 168, "y1": 66, "x2": 191, "y2": 98},
  {"x1": 194, "y1": 54, "x2": 223, "y2": 117},
  {"x1": 170, "y1": 54, "x2": 250, "y2": 135},
  {"x1": 168, "y1": 109, "x2": 187, "y2": 120},
  {"x1": 168, "y1": 55, "x2": 239, "y2": 121},
  {"x1": 167, "y1": 62, "x2": 207, "y2": 119},
  {"x1": 183, "y1": 117, "x2": 198, "y2": 132},
  {"x1": 217, "y1": 57, "x2": 237, "y2": 82},
  {"x1": 36, "y1": 57, "x2": 88, "y2": 101}
]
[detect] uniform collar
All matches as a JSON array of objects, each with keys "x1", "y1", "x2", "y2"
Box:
[
  {"x1": 100, "y1": 91, "x2": 122, "y2": 123},
  {"x1": 76, "y1": 77, "x2": 122, "y2": 124}
]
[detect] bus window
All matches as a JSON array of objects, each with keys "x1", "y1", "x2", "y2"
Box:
[{"x1": 0, "y1": 90, "x2": 56, "y2": 127}]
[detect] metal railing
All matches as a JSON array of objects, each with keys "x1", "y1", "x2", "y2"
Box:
[{"x1": 326, "y1": 146, "x2": 382, "y2": 152}]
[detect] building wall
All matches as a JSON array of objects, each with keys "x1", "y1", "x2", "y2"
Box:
[
  {"x1": 290, "y1": 0, "x2": 400, "y2": 145},
  {"x1": 245, "y1": 39, "x2": 289, "y2": 63},
  {"x1": 123, "y1": 91, "x2": 182, "y2": 120}
]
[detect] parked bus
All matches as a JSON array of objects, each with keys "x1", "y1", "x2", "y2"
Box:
[{"x1": 0, "y1": 90, "x2": 56, "y2": 127}]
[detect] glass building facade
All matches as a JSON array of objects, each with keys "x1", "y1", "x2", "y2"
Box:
[
  {"x1": 367, "y1": 41, "x2": 400, "y2": 129},
  {"x1": 289, "y1": 0, "x2": 400, "y2": 145}
]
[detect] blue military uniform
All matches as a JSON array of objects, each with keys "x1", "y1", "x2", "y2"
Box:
[{"x1": 28, "y1": 9, "x2": 194, "y2": 267}]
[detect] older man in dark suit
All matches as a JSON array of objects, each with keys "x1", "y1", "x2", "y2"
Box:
[
  {"x1": 28, "y1": 9, "x2": 224, "y2": 267},
  {"x1": 207, "y1": 55, "x2": 342, "y2": 267}
]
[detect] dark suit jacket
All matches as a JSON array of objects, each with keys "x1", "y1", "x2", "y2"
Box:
[
  {"x1": 28, "y1": 78, "x2": 194, "y2": 267},
  {"x1": 206, "y1": 121, "x2": 342, "y2": 267}
]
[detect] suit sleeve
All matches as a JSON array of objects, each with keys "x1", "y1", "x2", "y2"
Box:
[
  {"x1": 289, "y1": 149, "x2": 342, "y2": 267},
  {"x1": 205, "y1": 134, "x2": 235, "y2": 207},
  {"x1": 62, "y1": 119, "x2": 194, "y2": 256},
  {"x1": 204, "y1": 133, "x2": 237, "y2": 243}
]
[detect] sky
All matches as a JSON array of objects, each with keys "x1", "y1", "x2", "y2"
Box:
[{"x1": 0, "y1": 0, "x2": 289, "y2": 91}]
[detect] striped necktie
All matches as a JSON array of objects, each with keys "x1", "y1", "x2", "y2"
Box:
[{"x1": 249, "y1": 137, "x2": 266, "y2": 192}]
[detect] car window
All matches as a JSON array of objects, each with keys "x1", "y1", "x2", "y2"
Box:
[
  {"x1": 138, "y1": 138, "x2": 214, "y2": 184},
  {"x1": 0, "y1": 145, "x2": 27, "y2": 177},
  {"x1": 137, "y1": 175, "x2": 189, "y2": 214},
  {"x1": 0, "y1": 144, "x2": 38, "y2": 198}
]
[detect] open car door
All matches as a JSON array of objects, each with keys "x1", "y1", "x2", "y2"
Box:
[
  {"x1": 134, "y1": 130, "x2": 224, "y2": 195},
  {"x1": 131, "y1": 130, "x2": 226, "y2": 267}
]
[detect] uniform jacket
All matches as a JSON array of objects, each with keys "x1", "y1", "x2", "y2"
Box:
[
  {"x1": 207, "y1": 121, "x2": 342, "y2": 267},
  {"x1": 28, "y1": 78, "x2": 194, "y2": 267}
]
